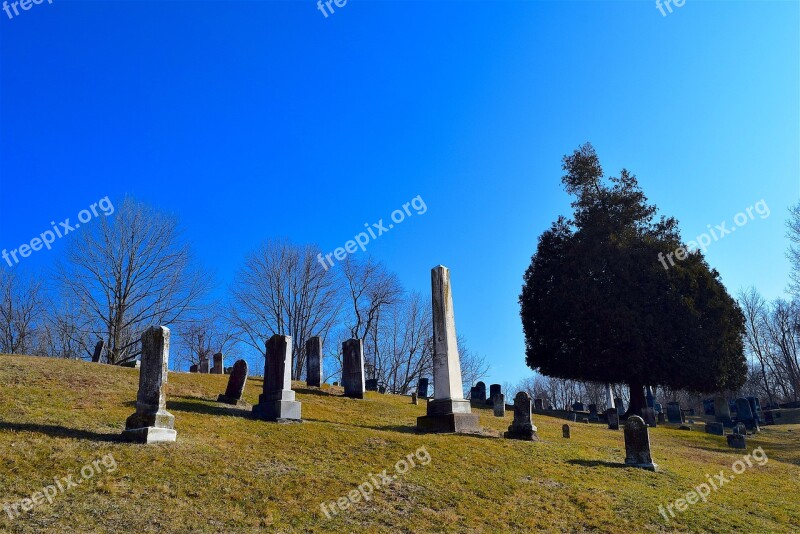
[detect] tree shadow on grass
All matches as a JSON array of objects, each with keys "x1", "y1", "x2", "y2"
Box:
[
  {"x1": 0, "y1": 422, "x2": 122, "y2": 443},
  {"x1": 566, "y1": 459, "x2": 630, "y2": 469},
  {"x1": 293, "y1": 387, "x2": 337, "y2": 398},
  {"x1": 165, "y1": 400, "x2": 253, "y2": 419}
]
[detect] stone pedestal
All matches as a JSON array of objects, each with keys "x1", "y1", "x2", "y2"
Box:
[
  {"x1": 253, "y1": 335, "x2": 301, "y2": 422},
  {"x1": 122, "y1": 326, "x2": 177, "y2": 444}
]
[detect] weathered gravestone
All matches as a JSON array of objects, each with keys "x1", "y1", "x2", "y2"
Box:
[
  {"x1": 572, "y1": 401, "x2": 585, "y2": 412},
  {"x1": 705, "y1": 422, "x2": 725, "y2": 436},
  {"x1": 714, "y1": 396, "x2": 733, "y2": 426},
  {"x1": 624, "y1": 416, "x2": 658, "y2": 471},
  {"x1": 342, "y1": 339, "x2": 366, "y2": 399},
  {"x1": 615, "y1": 397, "x2": 626, "y2": 417},
  {"x1": 189, "y1": 364, "x2": 198, "y2": 373},
  {"x1": 217, "y1": 359, "x2": 248, "y2": 405},
  {"x1": 504, "y1": 392, "x2": 538, "y2": 441},
  {"x1": 470, "y1": 381, "x2": 487, "y2": 403},
  {"x1": 199, "y1": 357, "x2": 210, "y2": 374},
  {"x1": 487, "y1": 384, "x2": 502, "y2": 406},
  {"x1": 588, "y1": 404, "x2": 599, "y2": 423},
  {"x1": 606, "y1": 409, "x2": 620, "y2": 430},
  {"x1": 493, "y1": 394, "x2": 505, "y2": 417},
  {"x1": 736, "y1": 397, "x2": 759, "y2": 432},
  {"x1": 667, "y1": 402, "x2": 684, "y2": 424},
  {"x1": 92, "y1": 340, "x2": 104, "y2": 363},
  {"x1": 657, "y1": 411, "x2": 665, "y2": 424},
  {"x1": 411, "y1": 392, "x2": 418, "y2": 405},
  {"x1": 562, "y1": 424, "x2": 570, "y2": 438},
  {"x1": 417, "y1": 266, "x2": 479, "y2": 433},
  {"x1": 417, "y1": 378, "x2": 429, "y2": 398},
  {"x1": 122, "y1": 326, "x2": 177, "y2": 443},
  {"x1": 747, "y1": 397, "x2": 762, "y2": 424},
  {"x1": 642, "y1": 407, "x2": 657, "y2": 427},
  {"x1": 727, "y1": 433, "x2": 746, "y2": 449},
  {"x1": 211, "y1": 352, "x2": 224, "y2": 374},
  {"x1": 306, "y1": 336, "x2": 323, "y2": 388},
  {"x1": 252, "y1": 335, "x2": 302, "y2": 422},
  {"x1": 534, "y1": 398, "x2": 544, "y2": 411},
  {"x1": 646, "y1": 386, "x2": 656, "y2": 409},
  {"x1": 365, "y1": 379, "x2": 379, "y2": 392}
]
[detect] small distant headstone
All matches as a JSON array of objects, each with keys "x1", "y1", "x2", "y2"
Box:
[
  {"x1": 493, "y1": 393, "x2": 505, "y2": 417},
  {"x1": 342, "y1": 339, "x2": 366, "y2": 399},
  {"x1": 487, "y1": 384, "x2": 501, "y2": 406},
  {"x1": 417, "y1": 378, "x2": 429, "y2": 398},
  {"x1": 470, "y1": 381, "x2": 487, "y2": 403},
  {"x1": 727, "y1": 433, "x2": 746, "y2": 449},
  {"x1": 122, "y1": 326, "x2": 177, "y2": 443},
  {"x1": 217, "y1": 359, "x2": 248, "y2": 405},
  {"x1": 657, "y1": 411, "x2": 666, "y2": 424},
  {"x1": 615, "y1": 397, "x2": 625, "y2": 417},
  {"x1": 582, "y1": 417, "x2": 589, "y2": 424},
  {"x1": 504, "y1": 392, "x2": 538, "y2": 441},
  {"x1": 714, "y1": 396, "x2": 733, "y2": 425},
  {"x1": 306, "y1": 336, "x2": 323, "y2": 388},
  {"x1": 642, "y1": 407, "x2": 657, "y2": 427},
  {"x1": 734, "y1": 422, "x2": 747, "y2": 436},
  {"x1": 572, "y1": 401, "x2": 585, "y2": 412},
  {"x1": 189, "y1": 364, "x2": 198, "y2": 373},
  {"x1": 705, "y1": 422, "x2": 724, "y2": 436},
  {"x1": 365, "y1": 378, "x2": 379, "y2": 392},
  {"x1": 92, "y1": 340, "x2": 104, "y2": 363},
  {"x1": 666, "y1": 402, "x2": 684, "y2": 424},
  {"x1": 534, "y1": 398, "x2": 544, "y2": 411},
  {"x1": 211, "y1": 352, "x2": 224, "y2": 374},
  {"x1": 588, "y1": 404, "x2": 599, "y2": 423},
  {"x1": 199, "y1": 357, "x2": 210, "y2": 374},
  {"x1": 624, "y1": 416, "x2": 658, "y2": 471},
  {"x1": 735, "y1": 398, "x2": 759, "y2": 432},
  {"x1": 411, "y1": 392, "x2": 418, "y2": 405},
  {"x1": 562, "y1": 424, "x2": 570, "y2": 438},
  {"x1": 606, "y1": 408, "x2": 619, "y2": 430},
  {"x1": 252, "y1": 334, "x2": 302, "y2": 422}
]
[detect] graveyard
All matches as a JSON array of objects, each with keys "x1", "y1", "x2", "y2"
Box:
[{"x1": 0, "y1": 353, "x2": 798, "y2": 532}]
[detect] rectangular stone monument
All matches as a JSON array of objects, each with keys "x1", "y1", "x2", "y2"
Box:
[
  {"x1": 189, "y1": 364, "x2": 198, "y2": 373},
  {"x1": 417, "y1": 266, "x2": 479, "y2": 433},
  {"x1": 705, "y1": 422, "x2": 725, "y2": 436},
  {"x1": 342, "y1": 338, "x2": 366, "y2": 399},
  {"x1": 122, "y1": 326, "x2": 177, "y2": 443},
  {"x1": 470, "y1": 381, "x2": 486, "y2": 403},
  {"x1": 365, "y1": 378, "x2": 379, "y2": 392},
  {"x1": 253, "y1": 335, "x2": 301, "y2": 422},
  {"x1": 411, "y1": 392, "x2": 418, "y2": 405},
  {"x1": 606, "y1": 408, "x2": 619, "y2": 430},
  {"x1": 642, "y1": 407, "x2": 657, "y2": 427},
  {"x1": 714, "y1": 396, "x2": 732, "y2": 425},
  {"x1": 217, "y1": 359, "x2": 248, "y2": 405},
  {"x1": 534, "y1": 398, "x2": 544, "y2": 411},
  {"x1": 417, "y1": 378, "x2": 429, "y2": 398},
  {"x1": 211, "y1": 352, "x2": 224, "y2": 374},
  {"x1": 727, "y1": 433, "x2": 746, "y2": 449},
  {"x1": 487, "y1": 384, "x2": 501, "y2": 406},
  {"x1": 493, "y1": 393, "x2": 505, "y2": 417},
  {"x1": 92, "y1": 340, "x2": 104, "y2": 363},
  {"x1": 666, "y1": 402, "x2": 684, "y2": 423},
  {"x1": 199, "y1": 357, "x2": 210, "y2": 374},
  {"x1": 504, "y1": 392, "x2": 538, "y2": 440},
  {"x1": 736, "y1": 397, "x2": 759, "y2": 432},
  {"x1": 306, "y1": 336, "x2": 323, "y2": 387},
  {"x1": 624, "y1": 416, "x2": 658, "y2": 471}
]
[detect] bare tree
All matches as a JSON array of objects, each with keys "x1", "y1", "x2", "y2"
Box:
[
  {"x1": 787, "y1": 201, "x2": 800, "y2": 297},
  {"x1": 175, "y1": 304, "x2": 238, "y2": 371},
  {"x1": 54, "y1": 197, "x2": 209, "y2": 365},
  {"x1": 458, "y1": 335, "x2": 489, "y2": 395},
  {"x1": 230, "y1": 239, "x2": 342, "y2": 379},
  {"x1": 0, "y1": 270, "x2": 46, "y2": 355}
]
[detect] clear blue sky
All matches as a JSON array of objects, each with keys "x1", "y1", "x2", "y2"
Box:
[{"x1": 1, "y1": 1, "x2": 798, "y2": 386}]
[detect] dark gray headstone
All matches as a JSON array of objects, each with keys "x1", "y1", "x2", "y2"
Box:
[
  {"x1": 588, "y1": 404, "x2": 599, "y2": 422},
  {"x1": 624, "y1": 416, "x2": 658, "y2": 471},
  {"x1": 727, "y1": 433, "x2": 746, "y2": 449},
  {"x1": 342, "y1": 339, "x2": 365, "y2": 399},
  {"x1": 487, "y1": 384, "x2": 501, "y2": 406},
  {"x1": 642, "y1": 407, "x2": 657, "y2": 427},
  {"x1": 666, "y1": 402, "x2": 684, "y2": 423},
  {"x1": 417, "y1": 378, "x2": 429, "y2": 398},
  {"x1": 189, "y1": 364, "x2": 198, "y2": 373},
  {"x1": 122, "y1": 326, "x2": 176, "y2": 443},
  {"x1": 534, "y1": 398, "x2": 544, "y2": 410},
  {"x1": 199, "y1": 357, "x2": 210, "y2": 374},
  {"x1": 92, "y1": 340, "x2": 104, "y2": 363},
  {"x1": 504, "y1": 392, "x2": 538, "y2": 441},
  {"x1": 252, "y1": 335, "x2": 301, "y2": 421},
  {"x1": 572, "y1": 401, "x2": 585, "y2": 412},
  {"x1": 705, "y1": 422, "x2": 725, "y2": 436},
  {"x1": 218, "y1": 359, "x2": 248, "y2": 405},
  {"x1": 493, "y1": 393, "x2": 505, "y2": 417},
  {"x1": 211, "y1": 352, "x2": 224, "y2": 374},
  {"x1": 471, "y1": 381, "x2": 486, "y2": 403},
  {"x1": 365, "y1": 378, "x2": 379, "y2": 392},
  {"x1": 306, "y1": 336, "x2": 323, "y2": 388},
  {"x1": 736, "y1": 397, "x2": 759, "y2": 432},
  {"x1": 562, "y1": 424, "x2": 570, "y2": 438},
  {"x1": 606, "y1": 408, "x2": 619, "y2": 430},
  {"x1": 714, "y1": 396, "x2": 733, "y2": 425}
]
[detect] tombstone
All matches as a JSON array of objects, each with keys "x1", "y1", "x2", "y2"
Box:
[
  {"x1": 734, "y1": 422, "x2": 747, "y2": 436},
  {"x1": 615, "y1": 398, "x2": 626, "y2": 417},
  {"x1": 342, "y1": 339, "x2": 366, "y2": 399},
  {"x1": 606, "y1": 408, "x2": 620, "y2": 430},
  {"x1": 378, "y1": 385, "x2": 386, "y2": 394},
  {"x1": 703, "y1": 399, "x2": 715, "y2": 415},
  {"x1": 493, "y1": 394, "x2": 505, "y2": 417},
  {"x1": 411, "y1": 392, "x2": 418, "y2": 405},
  {"x1": 189, "y1": 364, "x2": 198, "y2": 373},
  {"x1": 92, "y1": 340, "x2": 104, "y2": 363},
  {"x1": 217, "y1": 359, "x2": 248, "y2": 405},
  {"x1": 588, "y1": 404, "x2": 599, "y2": 423},
  {"x1": 666, "y1": 402, "x2": 684, "y2": 424},
  {"x1": 705, "y1": 422, "x2": 724, "y2": 436},
  {"x1": 646, "y1": 386, "x2": 655, "y2": 409},
  {"x1": 727, "y1": 433, "x2": 746, "y2": 449},
  {"x1": 534, "y1": 398, "x2": 544, "y2": 411},
  {"x1": 624, "y1": 416, "x2": 658, "y2": 471},
  {"x1": 211, "y1": 352, "x2": 224, "y2": 374},
  {"x1": 199, "y1": 357, "x2": 210, "y2": 374},
  {"x1": 252, "y1": 335, "x2": 302, "y2": 422},
  {"x1": 657, "y1": 411, "x2": 665, "y2": 424},
  {"x1": 747, "y1": 397, "x2": 762, "y2": 424},
  {"x1": 417, "y1": 266, "x2": 479, "y2": 433},
  {"x1": 306, "y1": 336, "x2": 323, "y2": 388},
  {"x1": 504, "y1": 392, "x2": 538, "y2": 441},
  {"x1": 365, "y1": 379, "x2": 379, "y2": 392},
  {"x1": 417, "y1": 378, "x2": 429, "y2": 398},
  {"x1": 122, "y1": 326, "x2": 177, "y2": 443},
  {"x1": 714, "y1": 396, "x2": 733, "y2": 425},
  {"x1": 562, "y1": 424, "x2": 571, "y2": 438},
  {"x1": 571, "y1": 401, "x2": 585, "y2": 412},
  {"x1": 642, "y1": 407, "x2": 657, "y2": 427},
  {"x1": 487, "y1": 384, "x2": 502, "y2": 406},
  {"x1": 735, "y1": 398, "x2": 759, "y2": 432},
  {"x1": 470, "y1": 381, "x2": 487, "y2": 403}
]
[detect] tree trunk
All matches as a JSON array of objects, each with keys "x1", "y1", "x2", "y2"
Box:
[{"x1": 625, "y1": 381, "x2": 646, "y2": 419}]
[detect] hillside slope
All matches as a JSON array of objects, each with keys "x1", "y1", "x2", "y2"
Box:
[{"x1": 0, "y1": 355, "x2": 798, "y2": 533}]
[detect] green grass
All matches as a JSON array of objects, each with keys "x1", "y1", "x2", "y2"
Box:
[{"x1": 0, "y1": 354, "x2": 798, "y2": 532}]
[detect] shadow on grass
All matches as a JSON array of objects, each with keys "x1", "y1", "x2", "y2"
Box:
[
  {"x1": 166, "y1": 400, "x2": 253, "y2": 419},
  {"x1": 0, "y1": 422, "x2": 122, "y2": 442},
  {"x1": 566, "y1": 459, "x2": 629, "y2": 469},
  {"x1": 294, "y1": 387, "x2": 337, "y2": 397}
]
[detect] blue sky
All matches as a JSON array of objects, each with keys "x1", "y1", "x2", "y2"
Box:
[{"x1": 1, "y1": 0, "x2": 798, "y2": 386}]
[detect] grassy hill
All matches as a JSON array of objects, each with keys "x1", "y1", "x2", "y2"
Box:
[{"x1": 0, "y1": 354, "x2": 798, "y2": 533}]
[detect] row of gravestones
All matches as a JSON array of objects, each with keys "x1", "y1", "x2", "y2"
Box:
[{"x1": 189, "y1": 353, "x2": 226, "y2": 374}]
